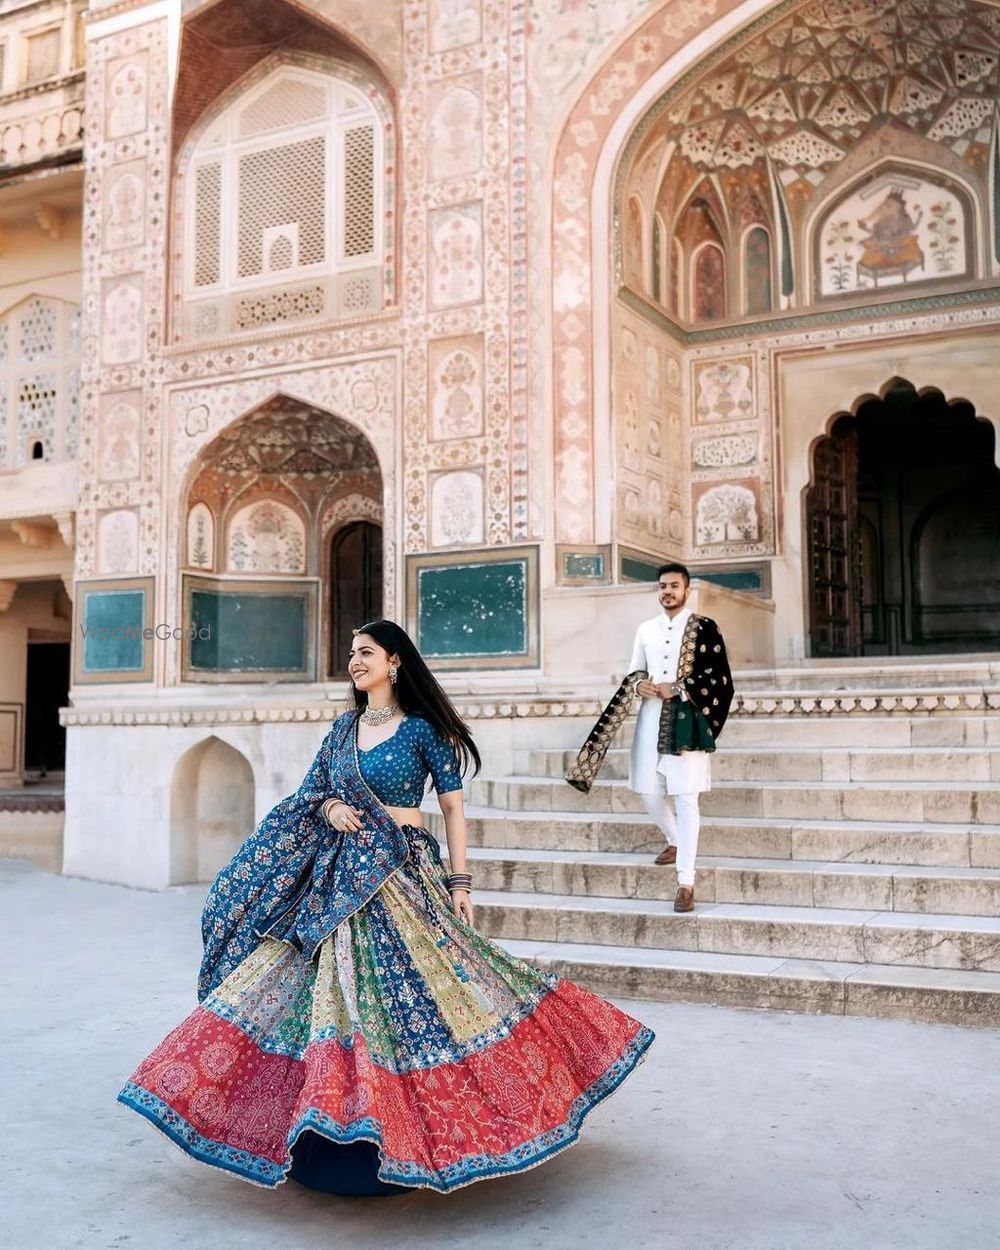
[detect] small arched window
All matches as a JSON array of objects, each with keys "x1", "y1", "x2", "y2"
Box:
[
  {"x1": 623, "y1": 196, "x2": 646, "y2": 292},
  {"x1": 692, "y1": 243, "x2": 727, "y2": 322},
  {"x1": 743, "y1": 226, "x2": 772, "y2": 316},
  {"x1": 674, "y1": 182, "x2": 728, "y2": 324},
  {"x1": 180, "y1": 62, "x2": 390, "y2": 340},
  {"x1": 652, "y1": 216, "x2": 663, "y2": 303},
  {"x1": 669, "y1": 238, "x2": 682, "y2": 318}
]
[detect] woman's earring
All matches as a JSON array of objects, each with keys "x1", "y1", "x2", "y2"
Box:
[{"x1": 389, "y1": 665, "x2": 398, "y2": 685}]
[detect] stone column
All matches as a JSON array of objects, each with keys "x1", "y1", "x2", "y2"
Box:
[
  {"x1": 76, "y1": 4, "x2": 169, "y2": 661},
  {"x1": 400, "y1": 0, "x2": 534, "y2": 665},
  {"x1": 64, "y1": 2, "x2": 172, "y2": 882}
]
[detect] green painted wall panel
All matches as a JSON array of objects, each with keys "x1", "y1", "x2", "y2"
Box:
[
  {"x1": 418, "y1": 560, "x2": 527, "y2": 657},
  {"x1": 564, "y1": 552, "x2": 606, "y2": 580},
  {"x1": 189, "y1": 589, "x2": 309, "y2": 672},
  {"x1": 621, "y1": 556, "x2": 661, "y2": 583},
  {"x1": 81, "y1": 589, "x2": 146, "y2": 672},
  {"x1": 696, "y1": 568, "x2": 766, "y2": 594}
]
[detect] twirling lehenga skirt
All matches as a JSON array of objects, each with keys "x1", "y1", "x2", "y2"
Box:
[{"x1": 118, "y1": 825, "x2": 655, "y2": 1194}]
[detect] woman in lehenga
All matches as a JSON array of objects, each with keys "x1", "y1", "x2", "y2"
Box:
[{"x1": 118, "y1": 620, "x2": 655, "y2": 1195}]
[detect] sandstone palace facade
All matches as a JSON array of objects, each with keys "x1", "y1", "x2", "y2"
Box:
[{"x1": 1, "y1": 0, "x2": 998, "y2": 890}]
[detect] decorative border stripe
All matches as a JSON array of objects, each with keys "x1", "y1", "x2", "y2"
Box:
[
  {"x1": 204, "y1": 974, "x2": 558, "y2": 1073},
  {"x1": 119, "y1": 1024, "x2": 654, "y2": 1193}
]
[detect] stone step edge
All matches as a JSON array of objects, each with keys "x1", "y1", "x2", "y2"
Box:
[
  {"x1": 441, "y1": 806, "x2": 1000, "y2": 834},
  {"x1": 529, "y1": 746, "x2": 1000, "y2": 761},
  {"x1": 496, "y1": 939, "x2": 1000, "y2": 1025},
  {"x1": 476, "y1": 889, "x2": 1000, "y2": 931},
  {"x1": 468, "y1": 851, "x2": 1000, "y2": 915},
  {"x1": 464, "y1": 848, "x2": 1000, "y2": 880},
  {"x1": 725, "y1": 690, "x2": 1000, "y2": 700},
  {"x1": 483, "y1": 775, "x2": 1000, "y2": 792}
]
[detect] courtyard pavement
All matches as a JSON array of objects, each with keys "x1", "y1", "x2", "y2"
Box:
[{"x1": 2, "y1": 857, "x2": 999, "y2": 1250}]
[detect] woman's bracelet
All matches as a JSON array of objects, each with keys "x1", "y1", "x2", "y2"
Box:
[
  {"x1": 321, "y1": 797, "x2": 341, "y2": 824},
  {"x1": 447, "y1": 872, "x2": 473, "y2": 893}
]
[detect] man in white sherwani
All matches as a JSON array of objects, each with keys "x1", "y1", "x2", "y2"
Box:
[{"x1": 627, "y1": 562, "x2": 733, "y2": 913}]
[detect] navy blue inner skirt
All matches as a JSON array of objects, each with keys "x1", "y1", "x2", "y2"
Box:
[{"x1": 288, "y1": 1131, "x2": 411, "y2": 1197}]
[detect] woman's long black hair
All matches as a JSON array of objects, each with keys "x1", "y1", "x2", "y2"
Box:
[{"x1": 348, "y1": 619, "x2": 481, "y2": 778}]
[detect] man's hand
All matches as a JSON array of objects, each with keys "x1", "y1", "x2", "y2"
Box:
[{"x1": 637, "y1": 680, "x2": 679, "y2": 700}]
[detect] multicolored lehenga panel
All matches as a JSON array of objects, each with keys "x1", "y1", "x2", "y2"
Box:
[{"x1": 119, "y1": 831, "x2": 654, "y2": 1192}]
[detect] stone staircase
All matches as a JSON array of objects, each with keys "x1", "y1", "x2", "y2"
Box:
[{"x1": 432, "y1": 693, "x2": 1000, "y2": 1028}]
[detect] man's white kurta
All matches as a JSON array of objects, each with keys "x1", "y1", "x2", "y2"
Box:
[{"x1": 627, "y1": 608, "x2": 712, "y2": 797}]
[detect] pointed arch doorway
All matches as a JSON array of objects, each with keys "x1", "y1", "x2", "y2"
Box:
[
  {"x1": 181, "y1": 395, "x2": 384, "y2": 683},
  {"x1": 807, "y1": 381, "x2": 1000, "y2": 656},
  {"x1": 329, "y1": 520, "x2": 383, "y2": 677}
]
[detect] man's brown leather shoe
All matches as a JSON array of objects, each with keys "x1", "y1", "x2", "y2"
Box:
[
  {"x1": 673, "y1": 886, "x2": 695, "y2": 913},
  {"x1": 654, "y1": 845, "x2": 677, "y2": 866}
]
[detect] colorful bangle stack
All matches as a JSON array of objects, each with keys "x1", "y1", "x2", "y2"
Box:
[{"x1": 447, "y1": 873, "x2": 473, "y2": 893}]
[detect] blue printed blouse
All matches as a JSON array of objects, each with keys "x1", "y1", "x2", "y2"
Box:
[{"x1": 357, "y1": 714, "x2": 463, "y2": 806}]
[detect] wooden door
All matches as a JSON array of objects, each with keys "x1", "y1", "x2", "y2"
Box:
[
  {"x1": 807, "y1": 424, "x2": 861, "y2": 657},
  {"x1": 329, "y1": 521, "x2": 383, "y2": 677}
]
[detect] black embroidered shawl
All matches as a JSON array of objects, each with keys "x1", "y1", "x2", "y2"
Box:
[
  {"x1": 565, "y1": 614, "x2": 733, "y2": 794},
  {"x1": 657, "y1": 613, "x2": 733, "y2": 753}
]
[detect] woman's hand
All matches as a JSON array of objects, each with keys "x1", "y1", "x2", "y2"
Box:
[
  {"x1": 323, "y1": 800, "x2": 364, "y2": 833},
  {"x1": 451, "y1": 888, "x2": 474, "y2": 926}
]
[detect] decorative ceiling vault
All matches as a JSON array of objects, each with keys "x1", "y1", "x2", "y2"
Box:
[
  {"x1": 186, "y1": 396, "x2": 383, "y2": 559},
  {"x1": 206, "y1": 396, "x2": 380, "y2": 479},
  {"x1": 643, "y1": 0, "x2": 1000, "y2": 186},
  {"x1": 623, "y1": 0, "x2": 1000, "y2": 322}
]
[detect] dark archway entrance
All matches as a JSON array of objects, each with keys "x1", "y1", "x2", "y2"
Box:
[
  {"x1": 807, "y1": 382, "x2": 1000, "y2": 656},
  {"x1": 25, "y1": 640, "x2": 69, "y2": 775},
  {"x1": 329, "y1": 521, "x2": 383, "y2": 677}
]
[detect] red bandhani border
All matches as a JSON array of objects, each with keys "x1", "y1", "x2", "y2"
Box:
[{"x1": 121, "y1": 978, "x2": 652, "y2": 1189}]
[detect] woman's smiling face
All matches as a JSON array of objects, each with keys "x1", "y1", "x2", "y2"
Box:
[{"x1": 348, "y1": 633, "x2": 392, "y2": 691}]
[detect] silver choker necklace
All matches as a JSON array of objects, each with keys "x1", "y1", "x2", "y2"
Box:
[{"x1": 360, "y1": 703, "x2": 398, "y2": 726}]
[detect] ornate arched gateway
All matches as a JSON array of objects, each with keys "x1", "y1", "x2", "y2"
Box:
[
  {"x1": 182, "y1": 396, "x2": 383, "y2": 681},
  {"x1": 807, "y1": 381, "x2": 1000, "y2": 657},
  {"x1": 554, "y1": 0, "x2": 1000, "y2": 659}
]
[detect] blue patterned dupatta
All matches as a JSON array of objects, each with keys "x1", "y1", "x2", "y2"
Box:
[{"x1": 198, "y1": 711, "x2": 409, "y2": 1000}]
